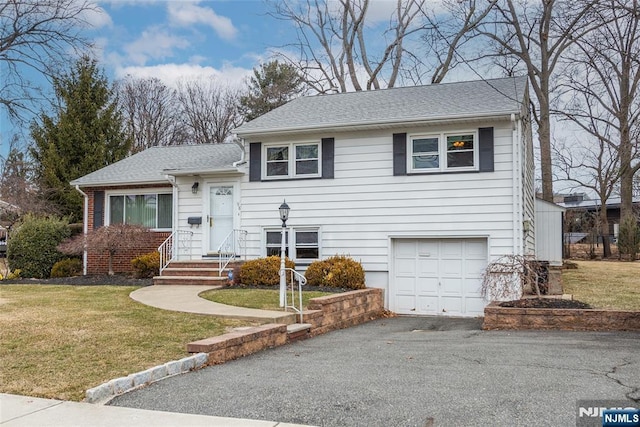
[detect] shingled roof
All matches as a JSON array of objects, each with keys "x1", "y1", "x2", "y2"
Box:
[
  {"x1": 71, "y1": 143, "x2": 243, "y2": 187},
  {"x1": 235, "y1": 76, "x2": 528, "y2": 137}
]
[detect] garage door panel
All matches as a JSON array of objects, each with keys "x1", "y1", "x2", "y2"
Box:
[
  {"x1": 395, "y1": 295, "x2": 417, "y2": 312},
  {"x1": 417, "y1": 258, "x2": 438, "y2": 277},
  {"x1": 395, "y1": 241, "x2": 416, "y2": 257},
  {"x1": 417, "y1": 241, "x2": 438, "y2": 256},
  {"x1": 464, "y1": 297, "x2": 486, "y2": 316},
  {"x1": 395, "y1": 258, "x2": 416, "y2": 275},
  {"x1": 441, "y1": 240, "x2": 463, "y2": 257},
  {"x1": 416, "y1": 278, "x2": 439, "y2": 295},
  {"x1": 440, "y1": 296, "x2": 463, "y2": 315},
  {"x1": 441, "y1": 259, "x2": 463, "y2": 277},
  {"x1": 464, "y1": 259, "x2": 487, "y2": 277},
  {"x1": 465, "y1": 240, "x2": 487, "y2": 257},
  {"x1": 417, "y1": 295, "x2": 438, "y2": 314},
  {"x1": 395, "y1": 277, "x2": 415, "y2": 294},
  {"x1": 441, "y1": 278, "x2": 462, "y2": 295}
]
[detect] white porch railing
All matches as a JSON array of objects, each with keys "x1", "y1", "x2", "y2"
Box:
[
  {"x1": 217, "y1": 229, "x2": 248, "y2": 276},
  {"x1": 158, "y1": 230, "x2": 194, "y2": 273},
  {"x1": 282, "y1": 268, "x2": 307, "y2": 323}
]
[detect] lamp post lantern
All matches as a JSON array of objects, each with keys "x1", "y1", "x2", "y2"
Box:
[{"x1": 278, "y1": 200, "x2": 289, "y2": 307}]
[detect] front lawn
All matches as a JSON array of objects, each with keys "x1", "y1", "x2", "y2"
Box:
[
  {"x1": 562, "y1": 260, "x2": 640, "y2": 310},
  {"x1": 200, "y1": 288, "x2": 334, "y2": 310},
  {"x1": 0, "y1": 285, "x2": 251, "y2": 401}
]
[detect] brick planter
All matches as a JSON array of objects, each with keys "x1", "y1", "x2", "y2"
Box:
[{"x1": 483, "y1": 302, "x2": 640, "y2": 331}]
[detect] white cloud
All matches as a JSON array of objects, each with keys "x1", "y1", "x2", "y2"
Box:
[
  {"x1": 79, "y1": 3, "x2": 113, "y2": 29},
  {"x1": 123, "y1": 26, "x2": 190, "y2": 65},
  {"x1": 114, "y1": 62, "x2": 252, "y2": 88},
  {"x1": 167, "y1": 2, "x2": 237, "y2": 40}
]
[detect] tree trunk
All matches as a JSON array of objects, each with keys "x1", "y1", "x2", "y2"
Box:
[
  {"x1": 600, "y1": 208, "x2": 611, "y2": 258},
  {"x1": 538, "y1": 100, "x2": 554, "y2": 202}
]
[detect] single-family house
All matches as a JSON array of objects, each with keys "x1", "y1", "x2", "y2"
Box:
[{"x1": 71, "y1": 76, "x2": 535, "y2": 317}]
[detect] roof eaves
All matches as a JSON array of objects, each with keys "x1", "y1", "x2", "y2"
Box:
[
  {"x1": 162, "y1": 167, "x2": 243, "y2": 176},
  {"x1": 70, "y1": 178, "x2": 171, "y2": 188},
  {"x1": 235, "y1": 110, "x2": 519, "y2": 138}
]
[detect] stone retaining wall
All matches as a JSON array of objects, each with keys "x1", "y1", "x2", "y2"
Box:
[
  {"x1": 187, "y1": 288, "x2": 384, "y2": 363},
  {"x1": 483, "y1": 302, "x2": 640, "y2": 331}
]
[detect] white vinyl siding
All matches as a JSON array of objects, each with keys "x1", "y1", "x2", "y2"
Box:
[{"x1": 239, "y1": 121, "x2": 519, "y2": 292}]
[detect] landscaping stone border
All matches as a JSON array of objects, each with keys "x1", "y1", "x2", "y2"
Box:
[
  {"x1": 483, "y1": 302, "x2": 640, "y2": 331},
  {"x1": 85, "y1": 288, "x2": 384, "y2": 404}
]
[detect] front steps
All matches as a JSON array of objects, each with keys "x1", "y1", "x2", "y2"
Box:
[{"x1": 153, "y1": 260, "x2": 240, "y2": 286}]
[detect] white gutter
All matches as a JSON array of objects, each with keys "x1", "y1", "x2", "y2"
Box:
[{"x1": 74, "y1": 185, "x2": 89, "y2": 276}]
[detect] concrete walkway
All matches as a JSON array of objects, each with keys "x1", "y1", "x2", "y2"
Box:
[
  {"x1": 0, "y1": 393, "x2": 313, "y2": 427},
  {"x1": 130, "y1": 285, "x2": 297, "y2": 324}
]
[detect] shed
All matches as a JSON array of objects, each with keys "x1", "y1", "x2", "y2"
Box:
[{"x1": 535, "y1": 199, "x2": 565, "y2": 266}]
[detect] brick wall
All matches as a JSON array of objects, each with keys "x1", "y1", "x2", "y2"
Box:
[
  {"x1": 83, "y1": 185, "x2": 172, "y2": 275},
  {"x1": 483, "y1": 303, "x2": 640, "y2": 331}
]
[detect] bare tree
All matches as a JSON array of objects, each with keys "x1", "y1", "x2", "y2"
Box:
[
  {"x1": 58, "y1": 223, "x2": 153, "y2": 276},
  {"x1": 269, "y1": 0, "x2": 428, "y2": 93},
  {"x1": 475, "y1": 0, "x2": 599, "y2": 202},
  {"x1": 554, "y1": 136, "x2": 620, "y2": 257},
  {"x1": 0, "y1": 0, "x2": 99, "y2": 122},
  {"x1": 117, "y1": 76, "x2": 187, "y2": 153},
  {"x1": 175, "y1": 79, "x2": 243, "y2": 144},
  {"x1": 561, "y1": 0, "x2": 640, "y2": 223},
  {"x1": 423, "y1": 0, "x2": 497, "y2": 84}
]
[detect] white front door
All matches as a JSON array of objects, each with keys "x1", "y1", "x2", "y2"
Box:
[
  {"x1": 392, "y1": 238, "x2": 488, "y2": 317},
  {"x1": 208, "y1": 186, "x2": 234, "y2": 253}
]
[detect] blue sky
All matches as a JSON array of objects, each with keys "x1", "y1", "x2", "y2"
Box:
[{"x1": 1, "y1": 0, "x2": 310, "y2": 158}]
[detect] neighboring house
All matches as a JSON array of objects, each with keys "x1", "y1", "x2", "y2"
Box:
[
  {"x1": 71, "y1": 76, "x2": 535, "y2": 317},
  {"x1": 558, "y1": 194, "x2": 640, "y2": 241}
]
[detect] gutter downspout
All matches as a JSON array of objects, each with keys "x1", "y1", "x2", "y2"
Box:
[
  {"x1": 232, "y1": 137, "x2": 246, "y2": 167},
  {"x1": 74, "y1": 185, "x2": 89, "y2": 276},
  {"x1": 511, "y1": 113, "x2": 521, "y2": 256},
  {"x1": 165, "y1": 175, "x2": 178, "y2": 236}
]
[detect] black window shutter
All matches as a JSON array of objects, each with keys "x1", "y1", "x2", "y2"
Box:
[
  {"x1": 249, "y1": 142, "x2": 261, "y2": 182},
  {"x1": 393, "y1": 133, "x2": 407, "y2": 176},
  {"x1": 321, "y1": 138, "x2": 334, "y2": 179},
  {"x1": 93, "y1": 191, "x2": 104, "y2": 230},
  {"x1": 478, "y1": 127, "x2": 494, "y2": 172}
]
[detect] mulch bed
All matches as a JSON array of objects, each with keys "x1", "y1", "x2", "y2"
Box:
[
  {"x1": 1, "y1": 274, "x2": 153, "y2": 287},
  {"x1": 499, "y1": 298, "x2": 592, "y2": 309}
]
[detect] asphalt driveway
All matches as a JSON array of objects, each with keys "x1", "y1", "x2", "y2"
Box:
[{"x1": 109, "y1": 317, "x2": 640, "y2": 426}]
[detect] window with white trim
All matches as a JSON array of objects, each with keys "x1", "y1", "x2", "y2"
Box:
[
  {"x1": 264, "y1": 142, "x2": 320, "y2": 179},
  {"x1": 265, "y1": 228, "x2": 320, "y2": 260},
  {"x1": 108, "y1": 193, "x2": 172, "y2": 230},
  {"x1": 409, "y1": 131, "x2": 478, "y2": 172}
]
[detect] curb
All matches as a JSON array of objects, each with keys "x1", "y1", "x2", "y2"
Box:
[{"x1": 85, "y1": 353, "x2": 208, "y2": 404}]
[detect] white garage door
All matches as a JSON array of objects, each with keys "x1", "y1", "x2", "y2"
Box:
[{"x1": 392, "y1": 238, "x2": 488, "y2": 317}]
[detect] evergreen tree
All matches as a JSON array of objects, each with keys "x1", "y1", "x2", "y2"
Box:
[
  {"x1": 240, "y1": 60, "x2": 305, "y2": 121},
  {"x1": 30, "y1": 55, "x2": 131, "y2": 221}
]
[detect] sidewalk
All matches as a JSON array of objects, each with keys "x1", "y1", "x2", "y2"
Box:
[
  {"x1": 0, "y1": 394, "x2": 313, "y2": 427},
  {"x1": 129, "y1": 285, "x2": 297, "y2": 324}
]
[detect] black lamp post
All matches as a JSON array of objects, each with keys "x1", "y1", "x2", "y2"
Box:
[{"x1": 279, "y1": 200, "x2": 289, "y2": 307}]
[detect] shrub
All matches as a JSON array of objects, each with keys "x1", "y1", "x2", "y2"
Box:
[
  {"x1": 0, "y1": 269, "x2": 21, "y2": 280},
  {"x1": 305, "y1": 255, "x2": 365, "y2": 289},
  {"x1": 239, "y1": 256, "x2": 295, "y2": 286},
  {"x1": 618, "y1": 215, "x2": 640, "y2": 261},
  {"x1": 51, "y1": 258, "x2": 82, "y2": 278},
  {"x1": 131, "y1": 251, "x2": 160, "y2": 278},
  {"x1": 8, "y1": 214, "x2": 71, "y2": 278}
]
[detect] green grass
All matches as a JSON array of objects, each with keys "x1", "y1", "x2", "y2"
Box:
[
  {"x1": 563, "y1": 261, "x2": 640, "y2": 310},
  {"x1": 0, "y1": 285, "x2": 252, "y2": 401},
  {"x1": 200, "y1": 288, "x2": 333, "y2": 310}
]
